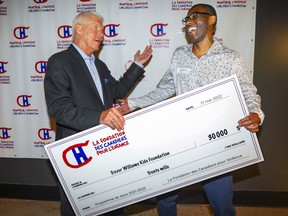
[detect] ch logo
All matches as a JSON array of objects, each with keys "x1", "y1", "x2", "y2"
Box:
[
  {"x1": 104, "y1": 24, "x2": 120, "y2": 37},
  {"x1": 58, "y1": 25, "x2": 72, "y2": 39},
  {"x1": 0, "y1": 128, "x2": 11, "y2": 139},
  {"x1": 38, "y1": 128, "x2": 53, "y2": 140},
  {"x1": 34, "y1": 0, "x2": 48, "y2": 3},
  {"x1": 0, "y1": 61, "x2": 8, "y2": 74},
  {"x1": 17, "y1": 95, "x2": 32, "y2": 107},
  {"x1": 150, "y1": 23, "x2": 168, "y2": 37},
  {"x1": 62, "y1": 140, "x2": 93, "y2": 168},
  {"x1": 35, "y1": 61, "x2": 47, "y2": 74},
  {"x1": 14, "y1": 26, "x2": 29, "y2": 39},
  {"x1": 80, "y1": 0, "x2": 90, "y2": 2}
]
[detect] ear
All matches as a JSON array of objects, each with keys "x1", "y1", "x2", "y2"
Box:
[
  {"x1": 209, "y1": 15, "x2": 217, "y2": 26},
  {"x1": 75, "y1": 23, "x2": 83, "y2": 36}
]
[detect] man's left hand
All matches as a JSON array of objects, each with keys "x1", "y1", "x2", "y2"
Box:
[
  {"x1": 238, "y1": 112, "x2": 261, "y2": 133},
  {"x1": 134, "y1": 45, "x2": 153, "y2": 65}
]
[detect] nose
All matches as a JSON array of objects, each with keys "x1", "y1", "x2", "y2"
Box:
[
  {"x1": 98, "y1": 29, "x2": 104, "y2": 38},
  {"x1": 185, "y1": 18, "x2": 194, "y2": 26}
]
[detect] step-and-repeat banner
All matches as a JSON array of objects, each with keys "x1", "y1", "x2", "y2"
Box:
[{"x1": 0, "y1": 0, "x2": 256, "y2": 158}]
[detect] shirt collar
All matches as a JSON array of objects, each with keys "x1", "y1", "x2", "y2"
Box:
[
  {"x1": 206, "y1": 39, "x2": 222, "y2": 55},
  {"x1": 72, "y1": 43, "x2": 95, "y2": 61},
  {"x1": 190, "y1": 39, "x2": 222, "y2": 58}
]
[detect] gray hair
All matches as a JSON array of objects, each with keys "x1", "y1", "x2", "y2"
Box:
[{"x1": 72, "y1": 11, "x2": 104, "y2": 40}]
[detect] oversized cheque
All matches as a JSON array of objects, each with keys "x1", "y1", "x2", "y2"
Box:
[{"x1": 45, "y1": 75, "x2": 264, "y2": 216}]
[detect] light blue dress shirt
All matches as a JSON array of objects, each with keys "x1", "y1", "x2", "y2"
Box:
[{"x1": 72, "y1": 43, "x2": 104, "y2": 103}]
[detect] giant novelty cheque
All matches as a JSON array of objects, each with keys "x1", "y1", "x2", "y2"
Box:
[{"x1": 45, "y1": 75, "x2": 264, "y2": 216}]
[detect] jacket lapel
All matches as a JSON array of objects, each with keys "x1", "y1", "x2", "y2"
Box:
[
  {"x1": 69, "y1": 45, "x2": 104, "y2": 106},
  {"x1": 94, "y1": 60, "x2": 108, "y2": 106}
]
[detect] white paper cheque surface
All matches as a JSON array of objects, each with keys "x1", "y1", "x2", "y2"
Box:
[{"x1": 45, "y1": 75, "x2": 264, "y2": 216}]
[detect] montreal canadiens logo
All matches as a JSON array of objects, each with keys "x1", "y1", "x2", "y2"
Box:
[{"x1": 62, "y1": 140, "x2": 92, "y2": 168}]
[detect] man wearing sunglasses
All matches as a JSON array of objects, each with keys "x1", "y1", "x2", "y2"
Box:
[{"x1": 121, "y1": 3, "x2": 264, "y2": 216}]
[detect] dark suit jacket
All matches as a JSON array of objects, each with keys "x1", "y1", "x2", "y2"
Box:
[{"x1": 44, "y1": 44, "x2": 145, "y2": 140}]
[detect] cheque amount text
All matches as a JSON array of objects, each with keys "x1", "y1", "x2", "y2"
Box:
[{"x1": 208, "y1": 129, "x2": 228, "y2": 141}]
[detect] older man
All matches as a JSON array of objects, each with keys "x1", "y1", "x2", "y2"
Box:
[{"x1": 44, "y1": 11, "x2": 152, "y2": 216}]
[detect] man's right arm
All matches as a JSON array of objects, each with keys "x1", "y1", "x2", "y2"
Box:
[{"x1": 128, "y1": 68, "x2": 176, "y2": 111}]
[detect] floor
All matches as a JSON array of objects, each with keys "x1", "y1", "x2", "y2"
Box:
[{"x1": 0, "y1": 198, "x2": 288, "y2": 216}]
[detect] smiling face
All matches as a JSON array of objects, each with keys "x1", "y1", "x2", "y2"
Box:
[
  {"x1": 74, "y1": 14, "x2": 104, "y2": 56},
  {"x1": 184, "y1": 5, "x2": 215, "y2": 44}
]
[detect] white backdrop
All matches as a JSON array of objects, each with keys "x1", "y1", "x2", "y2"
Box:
[{"x1": 0, "y1": 0, "x2": 256, "y2": 158}]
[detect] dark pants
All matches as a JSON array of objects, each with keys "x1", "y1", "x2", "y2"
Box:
[{"x1": 157, "y1": 175, "x2": 236, "y2": 216}]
